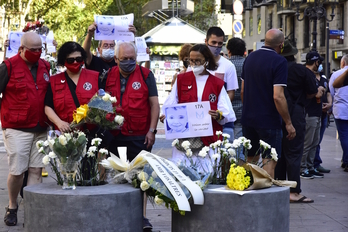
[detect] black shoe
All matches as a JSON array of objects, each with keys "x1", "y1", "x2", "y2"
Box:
[
  {"x1": 341, "y1": 163, "x2": 347, "y2": 169},
  {"x1": 309, "y1": 169, "x2": 324, "y2": 178},
  {"x1": 300, "y1": 171, "x2": 314, "y2": 179},
  {"x1": 316, "y1": 165, "x2": 331, "y2": 173},
  {"x1": 344, "y1": 166, "x2": 348, "y2": 172},
  {"x1": 143, "y1": 216, "x2": 153, "y2": 230},
  {"x1": 4, "y1": 206, "x2": 18, "y2": 226}
]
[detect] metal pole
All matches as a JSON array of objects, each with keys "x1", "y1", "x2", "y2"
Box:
[
  {"x1": 326, "y1": 22, "x2": 330, "y2": 78},
  {"x1": 312, "y1": 19, "x2": 317, "y2": 51},
  {"x1": 172, "y1": 0, "x2": 174, "y2": 17}
]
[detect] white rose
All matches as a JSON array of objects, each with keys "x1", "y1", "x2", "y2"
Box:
[
  {"x1": 102, "y1": 94, "x2": 110, "y2": 101},
  {"x1": 58, "y1": 135, "x2": 67, "y2": 146},
  {"x1": 78, "y1": 131, "x2": 86, "y2": 138},
  {"x1": 154, "y1": 195, "x2": 164, "y2": 205},
  {"x1": 140, "y1": 181, "x2": 150, "y2": 191},
  {"x1": 48, "y1": 151, "x2": 57, "y2": 159},
  {"x1": 186, "y1": 149, "x2": 193, "y2": 158},
  {"x1": 171, "y1": 139, "x2": 179, "y2": 147},
  {"x1": 270, "y1": 148, "x2": 278, "y2": 162},
  {"x1": 138, "y1": 171, "x2": 149, "y2": 181},
  {"x1": 114, "y1": 115, "x2": 124, "y2": 125},
  {"x1": 99, "y1": 148, "x2": 108, "y2": 155},
  {"x1": 91, "y1": 138, "x2": 102, "y2": 146},
  {"x1": 42, "y1": 155, "x2": 50, "y2": 165},
  {"x1": 38, "y1": 147, "x2": 45, "y2": 154},
  {"x1": 48, "y1": 139, "x2": 55, "y2": 149},
  {"x1": 181, "y1": 141, "x2": 190, "y2": 150},
  {"x1": 36, "y1": 140, "x2": 44, "y2": 149},
  {"x1": 64, "y1": 133, "x2": 72, "y2": 141},
  {"x1": 109, "y1": 96, "x2": 117, "y2": 103}
]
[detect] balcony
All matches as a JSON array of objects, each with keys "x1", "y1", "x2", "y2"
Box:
[
  {"x1": 277, "y1": 0, "x2": 296, "y2": 14},
  {"x1": 253, "y1": 0, "x2": 277, "y2": 7}
]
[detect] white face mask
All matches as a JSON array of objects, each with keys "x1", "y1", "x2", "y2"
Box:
[
  {"x1": 192, "y1": 65, "x2": 205, "y2": 76},
  {"x1": 101, "y1": 48, "x2": 115, "y2": 60}
]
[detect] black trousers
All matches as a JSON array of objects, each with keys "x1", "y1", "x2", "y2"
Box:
[
  {"x1": 108, "y1": 138, "x2": 152, "y2": 161},
  {"x1": 275, "y1": 105, "x2": 306, "y2": 193}
]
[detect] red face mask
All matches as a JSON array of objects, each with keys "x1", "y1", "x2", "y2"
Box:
[
  {"x1": 24, "y1": 49, "x2": 41, "y2": 63},
  {"x1": 65, "y1": 61, "x2": 84, "y2": 73}
]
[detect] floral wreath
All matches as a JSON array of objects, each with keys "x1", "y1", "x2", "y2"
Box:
[{"x1": 22, "y1": 19, "x2": 49, "y2": 35}]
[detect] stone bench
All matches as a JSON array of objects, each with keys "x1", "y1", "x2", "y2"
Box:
[
  {"x1": 172, "y1": 185, "x2": 290, "y2": 232},
  {"x1": 24, "y1": 182, "x2": 142, "y2": 232}
]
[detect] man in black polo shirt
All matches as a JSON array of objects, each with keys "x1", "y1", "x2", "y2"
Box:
[
  {"x1": 275, "y1": 40, "x2": 318, "y2": 203},
  {"x1": 82, "y1": 22, "x2": 136, "y2": 75}
]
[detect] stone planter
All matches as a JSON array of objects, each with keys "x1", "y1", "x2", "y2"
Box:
[
  {"x1": 24, "y1": 182, "x2": 142, "y2": 232},
  {"x1": 172, "y1": 185, "x2": 290, "y2": 232}
]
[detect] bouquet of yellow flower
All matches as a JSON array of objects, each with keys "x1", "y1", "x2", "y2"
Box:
[
  {"x1": 71, "y1": 89, "x2": 124, "y2": 130},
  {"x1": 226, "y1": 163, "x2": 251, "y2": 190}
]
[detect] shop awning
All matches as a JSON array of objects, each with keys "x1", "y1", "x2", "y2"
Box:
[{"x1": 142, "y1": 17, "x2": 206, "y2": 44}]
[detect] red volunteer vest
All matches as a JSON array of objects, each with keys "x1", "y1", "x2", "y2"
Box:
[
  {"x1": 1, "y1": 54, "x2": 50, "y2": 129},
  {"x1": 177, "y1": 71, "x2": 224, "y2": 146},
  {"x1": 50, "y1": 69, "x2": 99, "y2": 127},
  {"x1": 105, "y1": 65, "x2": 151, "y2": 136}
]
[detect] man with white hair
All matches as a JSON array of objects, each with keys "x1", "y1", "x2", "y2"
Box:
[
  {"x1": 329, "y1": 54, "x2": 348, "y2": 172},
  {"x1": 0, "y1": 32, "x2": 50, "y2": 226},
  {"x1": 100, "y1": 41, "x2": 159, "y2": 230}
]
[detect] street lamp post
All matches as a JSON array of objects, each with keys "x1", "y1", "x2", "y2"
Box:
[{"x1": 293, "y1": 0, "x2": 338, "y2": 51}]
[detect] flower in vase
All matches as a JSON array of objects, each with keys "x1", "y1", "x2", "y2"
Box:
[
  {"x1": 154, "y1": 195, "x2": 164, "y2": 206},
  {"x1": 171, "y1": 139, "x2": 179, "y2": 147},
  {"x1": 48, "y1": 151, "x2": 57, "y2": 159},
  {"x1": 259, "y1": 140, "x2": 271, "y2": 150},
  {"x1": 99, "y1": 148, "x2": 108, "y2": 155},
  {"x1": 270, "y1": 148, "x2": 278, "y2": 162},
  {"x1": 87, "y1": 146, "x2": 97, "y2": 157},
  {"x1": 64, "y1": 133, "x2": 72, "y2": 141},
  {"x1": 140, "y1": 181, "x2": 150, "y2": 191},
  {"x1": 43, "y1": 140, "x2": 49, "y2": 147},
  {"x1": 181, "y1": 141, "x2": 190, "y2": 150},
  {"x1": 228, "y1": 148, "x2": 236, "y2": 157},
  {"x1": 212, "y1": 153, "x2": 220, "y2": 161},
  {"x1": 198, "y1": 149, "x2": 207, "y2": 158},
  {"x1": 225, "y1": 143, "x2": 232, "y2": 149},
  {"x1": 216, "y1": 131, "x2": 223, "y2": 136},
  {"x1": 42, "y1": 155, "x2": 50, "y2": 165},
  {"x1": 232, "y1": 139, "x2": 242, "y2": 148},
  {"x1": 38, "y1": 147, "x2": 45, "y2": 154},
  {"x1": 222, "y1": 133, "x2": 230, "y2": 139},
  {"x1": 58, "y1": 135, "x2": 67, "y2": 146},
  {"x1": 91, "y1": 138, "x2": 102, "y2": 146},
  {"x1": 243, "y1": 139, "x2": 252, "y2": 150},
  {"x1": 186, "y1": 149, "x2": 192, "y2": 158},
  {"x1": 36, "y1": 140, "x2": 44, "y2": 149}
]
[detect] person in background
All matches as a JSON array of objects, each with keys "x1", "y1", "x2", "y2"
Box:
[
  {"x1": 226, "y1": 37, "x2": 246, "y2": 160},
  {"x1": 275, "y1": 40, "x2": 317, "y2": 203},
  {"x1": 0, "y1": 32, "x2": 50, "y2": 226},
  {"x1": 205, "y1": 27, "x2": 238, "y2": 143},
  {"x1": 171, "y1": 43, "x2": 192, "y2": 87},
  {"x1": 329, "y1": 54, "x2": 348, "y2": 172}
]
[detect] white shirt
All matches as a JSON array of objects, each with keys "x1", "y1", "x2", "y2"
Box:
[
  {"x1": 208, "y1": 56, "x2": 239, "y2": 91},
  {"x1": 329, "y1": 66, "x2": 348, "y2": 120},
  {"x1": 163, "y1": 72, "x2": 236, "y2": 125}
]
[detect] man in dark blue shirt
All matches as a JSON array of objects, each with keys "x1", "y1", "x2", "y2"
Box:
[{"x1": 241, "y1": 29, "x2": 296, "y2": 178}]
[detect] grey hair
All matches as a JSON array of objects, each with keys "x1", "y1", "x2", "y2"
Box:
[
  {"x1": 342, "y1": 54, "x2": 348, "y2": 66},
  {"x1": 115, "y1": 41, "x2": 137, "y2": 58}
]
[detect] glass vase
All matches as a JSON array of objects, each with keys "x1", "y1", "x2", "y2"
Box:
[{"x1": 59, "y1": 161, "x2": 79, "y2": 190}]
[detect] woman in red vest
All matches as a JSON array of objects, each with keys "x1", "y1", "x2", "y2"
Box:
[
  {"x1": 161, "y1": 44, "x2": 236, "y2": 173},
  {"x1": 44, "y1": 42, "x2": 99, "y2": 132}
]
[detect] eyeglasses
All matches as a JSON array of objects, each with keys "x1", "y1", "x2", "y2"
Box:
[
  {"x1": 189, "y1": 59, "x2": 205, "y2": 66},
  {"x1": 102, "y1": 43, "x2": 115, "y2": 49},
  {"x1": 23, "y1": 46, "x2": 42, "y2": 52},
  {"x1": 66, "y1": 56, "x2": 84, "y2": 64}
]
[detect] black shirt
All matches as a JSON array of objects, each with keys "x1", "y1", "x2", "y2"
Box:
[
  {"x1": 305, "y1": 71, "x2": 326, "y2": 117},
  {"x1": 285, "y1": 62, "x2": 317, "y2": 108},
  {"x1": 86, "y1": 55, "x2": 117, "y2": 75}
]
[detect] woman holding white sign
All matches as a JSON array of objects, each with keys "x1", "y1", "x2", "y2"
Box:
[{"x1": 161, "y1": 44, "x2": 236, "y2": 173}]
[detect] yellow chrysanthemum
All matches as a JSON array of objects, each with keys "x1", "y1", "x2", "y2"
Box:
[{"x1": 226, "y1": 164, "x2": 251, "y2": 191}]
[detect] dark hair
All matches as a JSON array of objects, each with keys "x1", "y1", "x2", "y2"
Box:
[
  {"x1": 190, "y1": 44, "x2": 218, "y2": 71},
  {"x1": 206, "y1": 27, "x2": 225, "y2": 41},
  {"x1": 57, "y1": 41, "x2": 87, "y2": 66},
  {"x1": 226, "y1": 38, "x2": 246, "y2": 56},
  {"x1": 284, "y1": 55, "x2": 295, "y2": 62},
  {"x1": 179, "y1": 43, "x2": 193, "y2": 61},
  {"x1": 306, "y1": 60, "x2": 317, "y2": 66}
]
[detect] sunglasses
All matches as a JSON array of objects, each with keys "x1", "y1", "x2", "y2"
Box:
[{"x1": 66, "y1": 56, "x2": 84, "y2": 64}]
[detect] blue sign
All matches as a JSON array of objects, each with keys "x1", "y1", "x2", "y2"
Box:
[
  {"x1": 330, "y1": 30, "x2": 344, "y2": 35},
  {"x1": 233, "y1": 20, "x2": 243, "y2": 34}
]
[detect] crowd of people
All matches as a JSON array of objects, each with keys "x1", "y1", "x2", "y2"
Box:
[{"x1": 0, "y1": 16, "x2": 347, "y2": 231}]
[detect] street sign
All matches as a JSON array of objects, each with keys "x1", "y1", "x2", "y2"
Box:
[
  {"x1": 232, "y1": 20, "x2": 243, "y2": 34},
  {"x1": 329, "y1": 30, "x2": 344, "y2": 40},
  {"x1": 233, "y1": 0, "x2": 244, "y2": 15}
]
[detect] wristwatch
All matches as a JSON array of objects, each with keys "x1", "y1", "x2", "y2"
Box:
[{"x1": 149, "y1": 128, "x2": 157, "y2": 134}]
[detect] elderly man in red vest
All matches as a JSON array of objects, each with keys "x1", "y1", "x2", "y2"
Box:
[
  {"x1": 0, "y1": 32, "x2": 50, "y2": 226},
  {"x1": 100, "y1": 41, "x2": 159, "y2": 230}
]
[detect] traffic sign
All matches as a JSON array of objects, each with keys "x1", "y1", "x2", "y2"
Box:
[
  {"x1": 232, "y1": 20, "x2": 243, "y2": 34},
  {"x1": 330, "y1": 30, "x2": 344, "y2": 40},
  {"x1": 233, "y1": 0, "x2": 244, "y2": 15}
]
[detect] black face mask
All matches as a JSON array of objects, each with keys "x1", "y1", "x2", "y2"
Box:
[{"x1": 183, "y1": 60, "x2": 189, "y2": 69}]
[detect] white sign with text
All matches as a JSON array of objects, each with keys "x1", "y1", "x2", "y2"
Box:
[
  {"x1": 135, "y1": 37, "x2": 149, "y2": 62},
  {"x1": 6, "y1": 32, "x2": 24, "y2": 58},
  {"x1": 163, "y1": 101, "x2": 213, "y2": 140}
]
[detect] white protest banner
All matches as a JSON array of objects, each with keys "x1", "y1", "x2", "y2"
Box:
[
  {"x1": 150, "y1": 153, "x2": 204, "y2": 205},
  {"x1": 46, "y1": 31, "x2": 56, "y2": 53},
  {"x1": 94, "y1": 13, "x2": 134, "y2": 41},
  {"x1": 135, "y1": 37, "x2": 149, "y2": 62},
  {"x1": 143, "y1": 154, "x2": 191, "y2": 211},
  {"x1": 163, "y1": 101, "x2": 213, "y2": 140},
  {"x1": 6, "y1": 32, "x2": 24, "y2": 58}
]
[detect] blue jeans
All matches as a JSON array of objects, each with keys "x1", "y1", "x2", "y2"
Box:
[
  {"x1": 314, "y1": 113, "x2": 328, "y2": 168},
  {"x1": 335, "y1": 118, "x2": 348, "y2": 165},
  {"x1": 242, "y1": 126, "x2": 282, "y2": 158}
]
